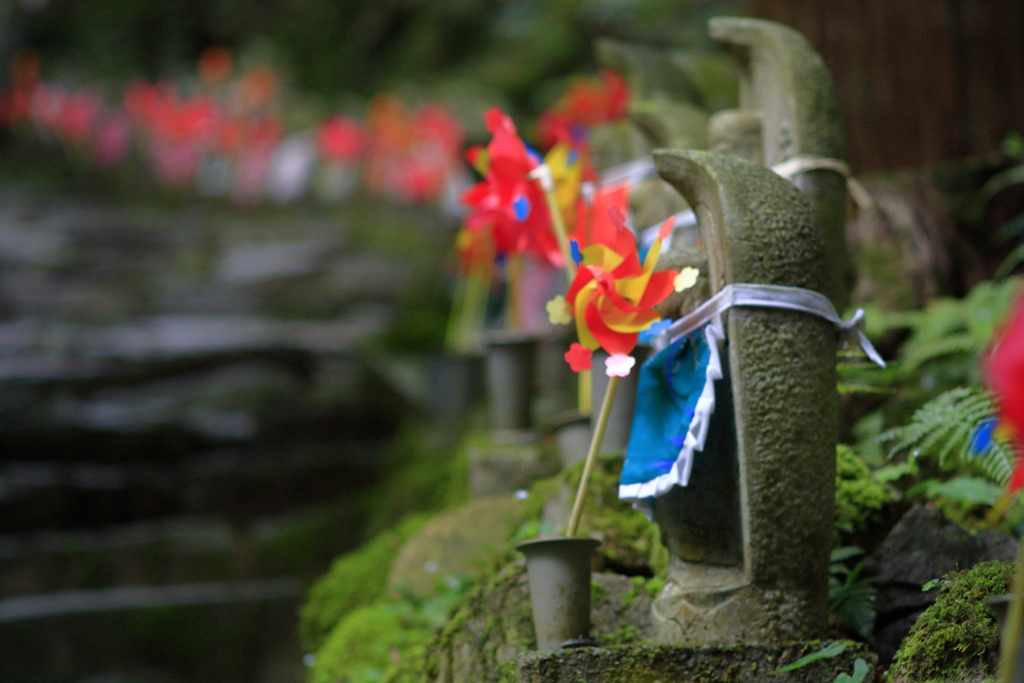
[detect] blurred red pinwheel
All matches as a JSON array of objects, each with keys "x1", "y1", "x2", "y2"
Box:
[
  {"x1": 461, "y1": 107, "x2": 562, "y2": 267},
  {"x1": 986, "y1": 293, "x2": 1024, "y2": 493},
  {"x1": 317, "y1": 115, "x2": 366, "y2": 164}
]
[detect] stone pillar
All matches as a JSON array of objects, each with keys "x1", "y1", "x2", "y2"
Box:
[
  {"x1": 650, "y1": 149, "x2": 838, "y2": 645},
  {"x1": 707, "y1": 17, "x2": 851, "y2": 313}
]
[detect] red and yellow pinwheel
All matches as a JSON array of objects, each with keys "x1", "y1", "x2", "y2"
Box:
[{"x1": 562, "y1": 208, "x2": 678, "y2": 375}]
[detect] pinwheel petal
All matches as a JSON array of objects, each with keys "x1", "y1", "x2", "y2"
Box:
[
  {"x1": 603, "y1": 307, "x2": 660, "y2": 334},
  {"x1": 585, "y1": 299, "x2": 637, "y2": 355},
  {"x1": 573, "y1": 280, "x2": 600, "y2": 349},
  {"x1": 566, "y1": 264, "x2": 598, "y2": 305},
  {"x1": 636, "y1": 270, "x2": 678, "y2": 308}
]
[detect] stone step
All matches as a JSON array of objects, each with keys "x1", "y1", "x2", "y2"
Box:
[
  {"x1": 0, "y1": 352, "x2": 408, "y2": 462},
  {"x1": 0, "y1": 183, "x2": 416, "y2": 322},
  {"x1": 0, "y1": 577, "x2": 300, "y2": 621},
  {"x1": 0, "y1": 307, "x2": 393, "y2": 370},
  {"x1": 0, "y1": 441, "x2": 381, "y2": 533},
  {"x1": 0, "y1": 578, "x2": 305, "y2": 683},
  {"x1": 0, "y1": 500, "x2": 367, "y2": 598}
]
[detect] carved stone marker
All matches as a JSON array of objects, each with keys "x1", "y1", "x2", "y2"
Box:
[
  {"x1": 707, "y1": 17, "x2": 850, "y2": 313},
  {"x1": 650, "y1": 149, "x2": 837, "y2": 645}
]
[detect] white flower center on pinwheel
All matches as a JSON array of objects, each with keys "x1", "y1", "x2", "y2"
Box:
[
  {"x1": 674, "y1": 267, "x2": 700, "y2": 292},
  {"x1": 605, "y1": 353, "x2": 636, "y2": 377}
]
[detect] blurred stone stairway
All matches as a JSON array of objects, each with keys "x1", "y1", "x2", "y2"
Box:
[{"x1": 0, "y1": 181, "x2": 453, "y2": 683}]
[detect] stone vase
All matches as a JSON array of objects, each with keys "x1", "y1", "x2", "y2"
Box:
[
  {"x1": 516, "y1": 537, "x2": 600, "y2": 651},
  {"x1": 483, "y1": 331, "x2": 539, "y2": 431}
]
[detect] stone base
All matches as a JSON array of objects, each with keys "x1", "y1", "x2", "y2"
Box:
[
  {"x1": 515, "y1": 642, "x2": 877, "y2": 683},
  {"x1": 651, "y1": 562, "x2": 826, "y2": 645},
  {"x1": 466, "y1": 430, "x2": 558, "y2": 497}
]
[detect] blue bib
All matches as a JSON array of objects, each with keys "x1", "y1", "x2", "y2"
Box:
[{"x1": 619, "y1": 324, "x2": 721, "y2": 512}]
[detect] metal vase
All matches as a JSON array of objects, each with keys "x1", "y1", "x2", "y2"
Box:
[
  {"x1": 484, "y1": 331, "x2": 538, "y2": 431},
  {"x1": 987, "y1": 595, "x2": 1024, "y2": 683},
  {"x1": 589, "y1": 349, "x2": 646, "y2": 454},
  {"x1": 516, "y1": 537, "x2": 600, "y2": 651}
]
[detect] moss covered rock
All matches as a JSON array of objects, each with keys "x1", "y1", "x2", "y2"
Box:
[
  {"x1": 309, "y1": 598, "x2": 439, "y2": 683},
  {"x1": 298, "y1": 513, "x2": 430, "y2": 652},
  {"x1": 891, "y1": 560, "x2": 1013, "y2": 683},
  {"x1": 387, "y1": 495, "x2": 529, "y2": 599},
  {"x1": 424, "y1": 562, "x2": 660, "y2": 683},
  {"x1": 466, "y1": 431, "x2": 560, "y2": 498},
  {"x1": 517, "y1": 641, "x2": 877, "y2": 683}
]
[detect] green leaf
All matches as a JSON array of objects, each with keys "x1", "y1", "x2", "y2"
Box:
[
  {"x1": 924, "y1": 476, "x2": 1004, "y2": 506},
  {"x1": 853, "y1": 657, "x2": 869, "y2": 683},
  {"x1": 873, "y1": 460, "x2": 918, "y2": 482},
  {"x1": 837, "y1": 382, "x2": 896, "y2": 395},
  {"x1": 830, "y1": 547, "x2": 865, "y2": 563},
  {"x1": 771, "y1": 642, "x2": 848, "y2": 673},
  {"x1": 979, "y1": 163, "x2": 1024, "y2": 204},
  {"x1": 834, "y1": 658, "x2": 870, "y2": 683},
  {"x1": 995, "y1": 241, "x2": 1024, "y2": 282}
]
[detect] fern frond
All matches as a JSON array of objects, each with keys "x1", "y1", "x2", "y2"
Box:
[
  {"x1": 892, "y1": 277, "x2": 1023, "y2": 377},
  {"x1": 969, "y1": 444, "x2": 1014, "y2": 485},
  {"x1": 901, "y1": 333, "x2": 978, "y2": 374},
  {"x1": 879, "y1": 387, "x2": 973, "y2": 458},
  {"x1": 879, "y1": 388, "x2": 1013, "y2": 480}
]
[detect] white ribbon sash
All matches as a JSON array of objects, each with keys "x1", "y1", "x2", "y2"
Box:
[{"x1": 654, "y1": 283, "x2": 885, "y2": 368}]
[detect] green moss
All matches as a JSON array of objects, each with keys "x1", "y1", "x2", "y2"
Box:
[
  {"x1": 891, "y1": 560, "x2": 1013, "y2": 682},
  {"x1": 298, "y1": 513, "x2": 431, "y2": 652},
  {"x1": 496, "y1": 660, "x2": 519, "y2": 683},
  {"x1": 253, "y1": 500, "x2": 367, "y2": 579},
  {"x1": 424, "y1": 563, "x2": 535, "y2": 682},
  {"x1": 622, "y1": 575, "x2": 665, "y2": 608},
  {"x1": 308, "y1": 599, "x2": 436, "y2": 683},
  {"x1": 312, "y1": 576, "x2": 473, "y2": 683},
  {"x1": 835, "y1": 444, "x2": 896, "y2": 538},
  {"x1": 362, "y1": 420, "x2": 470, "y2": 537},
  {"x1": 597, "y1": 622, "x2": 641, "y2": 647}
]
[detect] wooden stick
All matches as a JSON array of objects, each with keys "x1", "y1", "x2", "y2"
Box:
[
  {"x1": 565, "y1": 374, "x2": 620, "y2": 537},
  {"x1": 578, "y1": 369, "x2": 592, "y2": 416},
  {"x1": 529, "y1": 164, "x2": 577, "y2": 281},
  {"x1": 541, "y1": 185, "x2": 577, "y2": 281},
  {"x1": 998, "y1": 538, "x2": 1024, "y2": 683}
]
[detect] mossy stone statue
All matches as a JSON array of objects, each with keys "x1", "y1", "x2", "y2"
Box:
[
  {"x1": 651, "y1": 149, "x2": 836, "y2": 646},
  {"x1": 708, "y1": 17, "x2": 851, "y2": 313}
]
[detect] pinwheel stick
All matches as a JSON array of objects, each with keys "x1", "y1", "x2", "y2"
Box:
[
  {"x1": 528, "y1": 165, "x2": 576, "y2": 281},
  {"x1": 998, "y1": 539, "x2": 1024, "y2": 683},
  {"x1": 565, "y1": 374, "x2": 619, "y2": 537}
]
